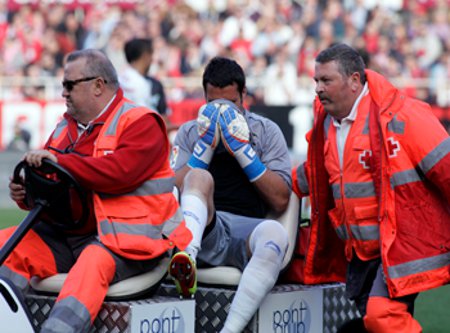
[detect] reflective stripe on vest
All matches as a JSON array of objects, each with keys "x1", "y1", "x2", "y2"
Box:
[
  {"x1": 362, "y1": 115, "x2": 369, "y2": 135},
  {"x1": 100, "y1": 219, "x2": 164, "y2": 239},
  {"x1": 295, "y1": 164, "x2": 309, "y2": 194},
  {"x1": 387, "y1": 114, "x2": 405, "y2": 134},
  {"x1": 390, "y1": 169, "x2": 423, "y2": 188},
  {"x1": 334, "y1": 224, "x2": 379, "y2": 241},
  {"x1": 331, "y1": 181, "x2": 376, "y2": 199},
  {"x1": 391, "y1": 138, "x2": 449, "y2": 187},
  {"x1": 105, "y1": 103, "x2": 138, "y2": 136},
  {"x1": 52, "y1": 118, "x2": 69, "y2": 140},
  {"x1": 161, "y1": 207, "x2": 185, "y2": 236},
  {"x1": 388, "y1": 252, "x2": 450, "y2": 279},
  {"x1": 94, "y1": 101, "x2": 191, "y2": 258},
  {"x1": 98, "y1": 177, "x2": 175, "y2": 199},
  {"x1": 325, "y1": 98, "x2": 382, "y2": 260},
  {"x1": 99, "y1": 205, "x2": 184, "y2": 240},
  {"x1": 335, "y1": 225, "x2": 349, "y2": 240},
  {"x1": 324, "y1": 115, "x2": 331, "y2": 139},
  {"x1": 350, "y1": 224, "x2": 379, "y2": 241},
  {"x1": 48, "y1": 119, "x2": 69, "y2": 149},
  {"x1": 419, "y1": 137, "x2": 450, "y2": 174}
]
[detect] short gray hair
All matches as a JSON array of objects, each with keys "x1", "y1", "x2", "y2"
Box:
[{"x1": 66, "y1": 49, "x2": 119, "y2": 89}]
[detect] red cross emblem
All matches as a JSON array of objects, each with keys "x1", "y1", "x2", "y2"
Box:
[
  {"x1": 387, "y1": 137, "x2": 400, "y2": 157},
  {"x1": 359, "y1": 150, "x2": 372, "y2": 169}
]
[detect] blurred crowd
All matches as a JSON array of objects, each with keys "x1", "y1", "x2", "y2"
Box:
[{"x1": 0, "y1": 0, "x2": 449, "y2": 108}]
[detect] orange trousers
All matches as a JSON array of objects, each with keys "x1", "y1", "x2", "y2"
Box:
[
  {"x1": 0, "y1": 225, "x2": 116, "y2": 330},
  {"x1": 364, "y1": 296, "x2": 422, "y2": 333},
  {"x1": 347, "y1": 255, "x2": 422, "y2": 333}
]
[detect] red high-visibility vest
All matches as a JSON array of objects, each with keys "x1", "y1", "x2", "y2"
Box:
[
  {"x1": 284, "y1": 70, "x2": 450, "y2": 298},
  {"x1": 324, "y1": 93, "x2": 380, "y2": 262},
  {"x1": 48, "y1": 100, "x2": 192, "y2": 260}
]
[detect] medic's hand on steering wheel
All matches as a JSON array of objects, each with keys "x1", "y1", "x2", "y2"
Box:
[
  {"x1": 11, "y1": 155, "x2": 89, "y2": 229},
  {"x1": 9, "y1": 150, "x2": 59, "y2": 205},
  {"x1": 9, "y1": 177, "x2": 26, "y2": 204},
  {"x1": 23, "y1": 150, "x2": 58, "y2": 168}
]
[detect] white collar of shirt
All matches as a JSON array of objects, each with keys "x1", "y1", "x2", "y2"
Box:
[
  {"x1": 332, "y1": 82, "x2": 368, "y2": 168},
  {"x1": 332, "y1": 82, "x2": 368, "y2": 127},
  {"x1": 77, "y1": 93, "x2": 116, "y2": 134}
]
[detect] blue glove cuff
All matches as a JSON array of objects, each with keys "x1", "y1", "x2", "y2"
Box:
[
  {"x1": 188, "y1": 141, "x2": 213, "y2": 169},
  {"x1": 243, "y1": 156, "x2": 267, "y2": 182},
  {"x1": 235, "y1": 145, "x2": 267, "y2": 182},
  {"x1": 187, "y1": 155, "x2": 209, "y2": 169}
]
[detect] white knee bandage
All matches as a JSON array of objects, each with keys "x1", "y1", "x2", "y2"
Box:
[
  {"x1": 249, "y1": 219, "x2": 289, "y2": 266},
  {"x1": 221, "y1": 220, "x2": 289, "y2": 333}
]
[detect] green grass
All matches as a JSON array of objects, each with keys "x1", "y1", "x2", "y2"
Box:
[
  {"x1": 0, "y1": 207, "x2": 27, "y2": 229},
  {"x1": 415, "y1": 284, "x2": 450, "y2": 333},
  {"x1": 0, "y1": 208, "x2": 448, "y2": 331}
]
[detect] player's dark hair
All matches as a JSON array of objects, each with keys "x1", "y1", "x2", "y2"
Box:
[{"x1": 202, "y1": 57, "x2": 246, "y2": 97}]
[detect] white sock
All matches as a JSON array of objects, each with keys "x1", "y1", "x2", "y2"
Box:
[
  {"x1": 221, "y1": 220, "x2": 288, "y2": 333},
  {"x1": 181, "y1": 193, "x2": 208, "y2": 261}
]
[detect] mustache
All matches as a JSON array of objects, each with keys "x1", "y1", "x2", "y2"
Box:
[{"x1": 318, "y1": 95, "x2": 330, "y2": 103}]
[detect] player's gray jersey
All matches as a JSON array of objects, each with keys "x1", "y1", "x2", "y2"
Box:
[{"x1": 171, "y1": 109, "x2": 292, "y2": 189}]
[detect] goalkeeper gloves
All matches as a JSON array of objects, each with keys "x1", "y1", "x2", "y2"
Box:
[
  {"x1": 218, "y1": 105, "x2": 267, "y2": 182},
  {"x1": 187, "y1": 102, "x2": 220, "y2": 169}
]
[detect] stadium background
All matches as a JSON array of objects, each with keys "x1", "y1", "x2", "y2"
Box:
[
  {"x1": 0, "y1": 0, "x2": 449, "y2": 152},
  {"x1": 0, "y1": 1, "x2": 449, "y2": 331}
]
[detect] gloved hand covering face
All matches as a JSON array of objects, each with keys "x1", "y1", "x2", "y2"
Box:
[{"x1": 218, "y1": 103, "x2": 266, "y2": 182}]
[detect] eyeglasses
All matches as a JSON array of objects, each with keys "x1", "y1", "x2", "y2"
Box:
[{"x1": 62, "y1": 76, "x2": 107, "y2": 92}]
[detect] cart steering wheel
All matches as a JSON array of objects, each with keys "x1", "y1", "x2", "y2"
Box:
[{"x1": 13, "y1": 158, "x2": 89, "y2": 230}]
